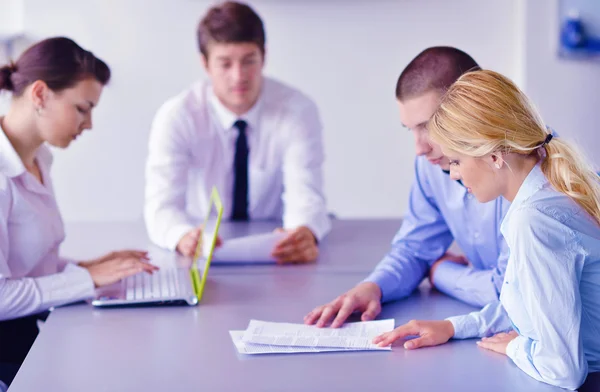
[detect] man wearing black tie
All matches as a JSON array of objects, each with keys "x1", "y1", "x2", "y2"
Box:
[{"x1": 144, "y1": 1, "x2": 330, "y2": 263}]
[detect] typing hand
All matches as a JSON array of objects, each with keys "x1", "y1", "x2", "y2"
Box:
[
  {"x1": 271, "y1": 226, "x2": 318, "y2": 264},
  {"x1": 373, "y1": 320, "x2": 454, "y2": 349},
  {"x1": 304, "y1": 282, "x2": 382, "y2": 328},
  {"x1": 79, "y1": 251, "x2": 159, "y2": 287},
  {"x1": 176, "y1": 227, "x2": 222, "y2": 257},
  {"x1": 476, "y1": 330, "x2": 518, "y2": 355},
  {"x1": 79, "y1": 250, "x2": 150, "y2": 267},
  {"x1": 429, "y1": 252, "x2": 469, "y2": 286}
]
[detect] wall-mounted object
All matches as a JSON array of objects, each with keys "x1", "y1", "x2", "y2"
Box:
[
  {"x1": 559, "y1": 0, "x2": 600, "y2": 59},
  {"x1": 0, "y1": 32, "x2": 24, "y2": 60}
]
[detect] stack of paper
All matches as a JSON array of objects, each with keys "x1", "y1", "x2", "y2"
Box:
[{"x1": 230, "y1": 319, "x2": 395, "y2": 355}]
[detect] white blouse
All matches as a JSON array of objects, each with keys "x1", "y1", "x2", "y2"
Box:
[{"x1": 0, "y1": 124, "x2": 94, "y2": 321}]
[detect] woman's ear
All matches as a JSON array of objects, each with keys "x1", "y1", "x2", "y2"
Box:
[
  {"x1": 490, "y1": 152, "x2": 505, "y2": 170},
  {"x1": 29, "y1": 80, "x2": 50, "y2": 114}
]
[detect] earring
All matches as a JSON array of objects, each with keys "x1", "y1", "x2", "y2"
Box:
[
  {"x1": 495, "y1": 163, "x2": 501, "y2": 169},
  {"x1": 35, "y1": 107, "x2": 42, "y2": 115}
]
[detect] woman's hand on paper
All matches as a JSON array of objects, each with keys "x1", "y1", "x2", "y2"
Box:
[{"x1": 373, "y1": 320, "x2": 455, "y2": 349}]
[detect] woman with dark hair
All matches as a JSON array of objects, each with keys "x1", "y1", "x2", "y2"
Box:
[{"x1": 0, "y1": 37, "x2": 157, "y2": 387}]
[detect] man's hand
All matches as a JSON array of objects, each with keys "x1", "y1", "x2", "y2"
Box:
[
  {"x1": 304, "y1": 282, "x2": 382, "y2": 328},
  {"x1": 177, "y1": 227, "x2": 221, "y2": 257},
  {"x1": 177, "y1": 228, "x2": 202, "y2": 257},
  {"x1": 271, "y1": 226, "x2": 318, "y2": 264}
]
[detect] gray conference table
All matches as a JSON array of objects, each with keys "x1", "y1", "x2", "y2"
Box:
[
  {"x1": 8, "y1": 220, "x2": 597, "y2": 391},
  {"x1": 11, "y1": 273, "x2": 566, "y2": 392}
]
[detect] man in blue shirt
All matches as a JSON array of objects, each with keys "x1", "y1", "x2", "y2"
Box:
[{"x1": 305, "y1": 47, "x2": 510, "y2": 328}]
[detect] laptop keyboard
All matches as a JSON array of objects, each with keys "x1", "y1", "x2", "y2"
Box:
[{"x1": 123, "y1": 268, "x2": 190, "y2": 300}]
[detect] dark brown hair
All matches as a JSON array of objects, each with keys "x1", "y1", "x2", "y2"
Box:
[
  {"x1": 395, "y1": 46, "x2": 479, "y2": 101},
  {"x1": 0, "y1": 36, "x2": 111, "y2": 97},
  {"x1": 197, "y1": 1, "x2": 266, "y2": 58}
]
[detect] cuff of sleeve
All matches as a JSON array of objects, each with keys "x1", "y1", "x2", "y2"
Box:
[
  {"x1": 506, "y1": 335, "x2": 523, "y2": 361},
  {"x1": 363, "y1": 269, "x2": 396, "y2": 302},
  {"x1": 284, "y1": 215, "x2": 332, "y2": 242},
  {"x1": 165, "y1": 223, "x2": 196, "y2": 251},
  {"x1": 446, "y1": 314, "x2": 480, "y2": 339},
  {"x1": 36, "y1": 263, "x2": 96, "y2": 304},
  {"x1": 57, "y1": 257, "x2": 77, "y2": 272}
]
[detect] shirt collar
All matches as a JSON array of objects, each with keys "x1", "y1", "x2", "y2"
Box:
[
  {"x1": 0, "y1": 122, "x2": 27, "y2": 178},
  {"x1": 501, "y1": 164, "x2": 547, "y2": 233},
  {"x1": 208, "y1": 86, "x2": 262, "y2": 132},
  {"x1": 0, "y1": 121, "x2": 53, "y2": 178}
]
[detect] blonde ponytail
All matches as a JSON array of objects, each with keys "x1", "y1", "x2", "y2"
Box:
[{"x1": 541, "y1": 138, "x2": 600, "y2": 225}]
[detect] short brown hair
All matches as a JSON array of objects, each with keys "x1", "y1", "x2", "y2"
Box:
[
  {"x1": 395, "y1": 46, "x2": 479, "y2": 101},
  {"x1": 197, "y1": 1, "x2": 266, "y2": 58}
]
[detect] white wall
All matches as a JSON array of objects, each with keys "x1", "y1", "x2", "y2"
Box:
[
  {"x1": 0, "y1": 0, "x2": 26, "y2": 127},
  {"x1": 0, "y1": 0, "x2": 23, "y2": 34},
  {"x1": 522, "y1": 0, "x2": 600, "y2": 168},
  {"x1": 8, "y1": 0, "x2": 519, "y2": 222}
]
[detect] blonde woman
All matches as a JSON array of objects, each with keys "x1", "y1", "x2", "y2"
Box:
[{"x1": 372, "y1": 70, "x2": 600, "y2": 390}]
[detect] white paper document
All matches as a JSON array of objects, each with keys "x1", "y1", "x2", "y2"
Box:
[
  {"x1": 241, "y1": 319, "x2": 394, "y2": 350},
  {"x1": 204, "y1": 232, "x2": 286, "y2": 263},
  {"x1": 229, "y1": 331, "x2": 362, "y2": 355}
]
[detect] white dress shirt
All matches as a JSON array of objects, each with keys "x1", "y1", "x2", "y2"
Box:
[
  {"x1": 447, "y1": 165, "x2": 600, "y2": 390},
  {"x1": 0, "y1": 124, "x2": 95, "y2": 321},
  {"x1": 144, "y1": 77, "x2": 331, "y2": 250}
]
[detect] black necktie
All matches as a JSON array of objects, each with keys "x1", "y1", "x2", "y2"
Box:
[{"x1": 231, "y1": 120, "x2": 249, "y2": 221}]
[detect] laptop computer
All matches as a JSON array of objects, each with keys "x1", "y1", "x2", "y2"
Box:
[{"x1": 91, "y1": 187, "x2": 224, "y2": 307}]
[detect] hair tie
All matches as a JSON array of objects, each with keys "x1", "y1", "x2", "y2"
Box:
[
  {"x1": 4, "y1": 61, "x2": 17, "y2": 74},
  {"x1": 542, "y1": 133, "x2": 553, "y2": 146}
]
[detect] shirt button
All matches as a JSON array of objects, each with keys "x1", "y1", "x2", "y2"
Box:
[{"x1": 474, "y1": 232, "x2": 480, "y2": 239}]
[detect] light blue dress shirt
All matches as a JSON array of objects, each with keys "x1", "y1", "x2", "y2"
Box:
[
  {"x1": 364, "y1": 156, "x2": 511, "y2": 306},
  {"x1": 448, "y1": 165, "x2": 600, "y2": 390}
]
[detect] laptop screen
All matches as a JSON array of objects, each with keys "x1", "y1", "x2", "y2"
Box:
[{"x1": 190, "y1": 187, "x2": 224, "y2": 301}]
